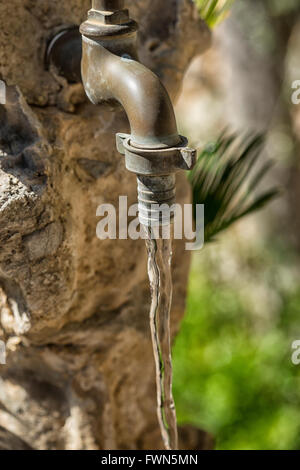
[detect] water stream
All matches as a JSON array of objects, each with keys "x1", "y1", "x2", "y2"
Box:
[{"x1": 144, "y1": 226, "x2": 178, "y2": 450}]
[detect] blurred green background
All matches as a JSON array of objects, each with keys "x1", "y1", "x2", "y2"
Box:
[
  {"x1": 172, "y1": 0, "x2": 300, "y2": 450},
  {"x1": 173, "y1": 236, "x2": 300, "y2": 449}
]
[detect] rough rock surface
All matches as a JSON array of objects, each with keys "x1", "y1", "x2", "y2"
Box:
[{"x1": 0, "y1": 0, "x2": 211, "y2": 449}]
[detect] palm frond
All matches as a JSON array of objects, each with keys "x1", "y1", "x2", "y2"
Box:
[
  {"x1": 189, "y1": 133, "x2": 280, "y2": 243},
  {"x1": 195, "y1": 0, "x2": 236, "y2": 27}
]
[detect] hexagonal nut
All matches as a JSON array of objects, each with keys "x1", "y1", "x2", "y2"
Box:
[{"x1": 88, "y1": 9, "x2": 129, "y2": 25}]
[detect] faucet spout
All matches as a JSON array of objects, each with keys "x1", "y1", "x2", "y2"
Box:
[{"x1": 81, "y1": 38, "x2": 181, "y2": 149}]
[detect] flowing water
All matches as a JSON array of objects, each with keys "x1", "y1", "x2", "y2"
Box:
[{"x1": 144, "y1": 226, "x2": 178, "y2": 450}]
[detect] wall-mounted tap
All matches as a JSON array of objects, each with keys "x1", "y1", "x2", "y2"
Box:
[
  {"x1": 44, "y1": 1, "x2": 198, "y2": 450},
  {"x1": 48, "y1": 0, "x2": 196, "y2": 227}
]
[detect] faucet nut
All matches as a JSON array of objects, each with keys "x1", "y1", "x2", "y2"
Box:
[
  {"x1": 88, "y1": 8, "x2": 130, "y2": 25},
  {"x1": 116, "y1": 133, "x2": 197, "y2": 176},
  {"x1": 81, "y1": 0, "x2": 137, "y2": 39}
]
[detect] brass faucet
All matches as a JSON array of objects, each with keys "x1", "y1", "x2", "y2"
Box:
[{"x1": 47, "y1": 0, "x2": 196, "y2": 227}]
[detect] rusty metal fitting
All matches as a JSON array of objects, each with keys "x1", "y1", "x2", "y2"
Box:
[
  {"x1": 80, "y1": 0, "x2": 138, "y2": 40},
  {"x1": 137, "y1": 175, "x2": 176, "y2": 227},
  {"x1": 116, "y1": 133, "x2": 196, "y2": 227},
  {"x1": 116, "y1": 133, "x2": 196, "y2": 176}
]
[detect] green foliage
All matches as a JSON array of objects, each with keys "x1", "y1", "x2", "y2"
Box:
[
  {"x1": 195, "y1": 0, "x2": 236, "y2": 27},
  {"x1": 189, "y1": 133, "x2": 279, "y2": 243},
  {"x1": 173, "y1": 250, "x2": 300, "y2": 449}
]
